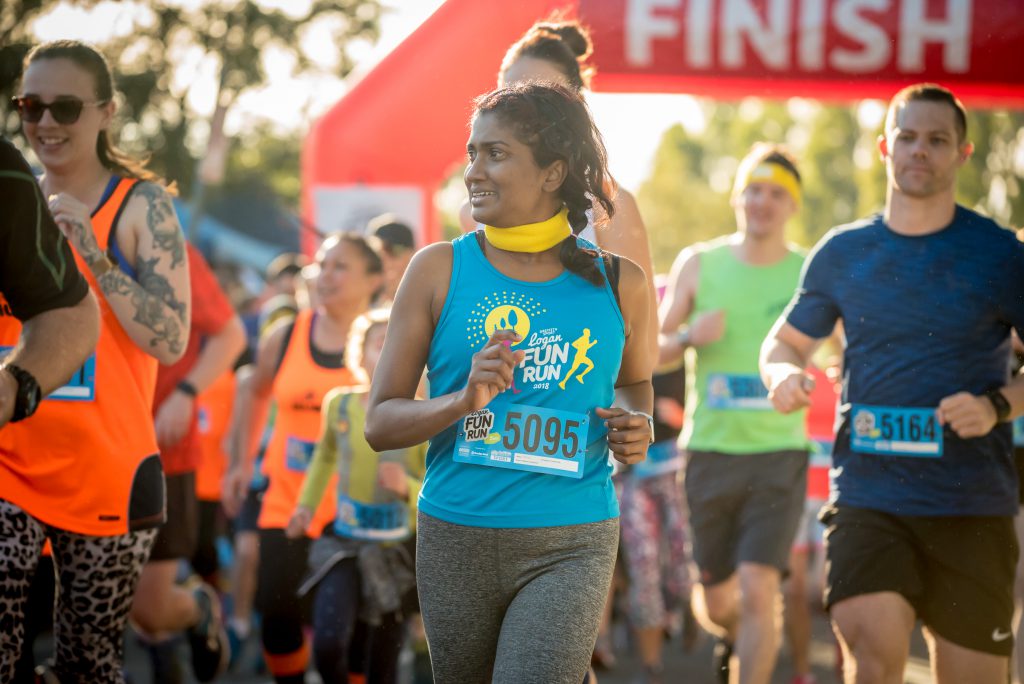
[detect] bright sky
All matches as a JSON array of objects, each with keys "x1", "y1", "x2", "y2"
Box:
[{"x1": 31, "y1": 0, "x2": 707, "y2": 190}]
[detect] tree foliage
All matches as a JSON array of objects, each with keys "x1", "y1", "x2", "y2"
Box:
[{"x1": 2, "y1": 0, "x2": 380, "y2": 195}]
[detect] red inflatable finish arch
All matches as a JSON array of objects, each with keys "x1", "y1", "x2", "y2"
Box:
[{"x1": 303, "y1": 0, "x2": 1024, "y2": 249}]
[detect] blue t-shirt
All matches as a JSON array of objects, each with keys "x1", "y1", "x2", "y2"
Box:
[
  {"x1": 784, "y1": 206, "x2": 1024, "y2": 516},
  {"x1": 420, "y1": 233, "x2": 624, "y2": 528}
]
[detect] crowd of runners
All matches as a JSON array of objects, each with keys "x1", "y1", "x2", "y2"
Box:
[{"x1": 0, "y1": 15, "x2": 1022, "y2": 684}]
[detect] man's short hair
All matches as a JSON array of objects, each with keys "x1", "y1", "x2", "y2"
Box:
[
  {"x1": 367, "y1": 214, "x2": 415, "y2": 254},
  {"x1": 885, "y1": 83, "x2": 968, "y2": 142}
]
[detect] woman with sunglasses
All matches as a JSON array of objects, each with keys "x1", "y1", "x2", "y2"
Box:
[
  {"x1": 0, "y1": 41, "x2": 191, "y2": 682},
  {"x1": 366, "y1": 82, "x2": 655, "y2": 683}
]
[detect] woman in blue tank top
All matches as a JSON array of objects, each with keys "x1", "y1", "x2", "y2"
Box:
[{"x1": 366, "y1": 82, "x2": 655, "y2": 683}]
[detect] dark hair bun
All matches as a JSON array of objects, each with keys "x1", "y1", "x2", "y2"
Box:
[{"x1": 533, "y1": 22, "x2": 592, "y2": 61}]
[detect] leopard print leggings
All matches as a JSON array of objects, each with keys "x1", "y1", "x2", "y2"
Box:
[{"x1": 0, "y1": 499, "x2": 157, "y2": 683}]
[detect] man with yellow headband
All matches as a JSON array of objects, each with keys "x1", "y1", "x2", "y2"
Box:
[{"x1": 659, "y1": 143, "x2": 808, "y2": 684}]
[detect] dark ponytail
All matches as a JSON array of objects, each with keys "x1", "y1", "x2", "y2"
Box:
[
  {"x1": 473, "y1": 82, "x2": 614, "y2": 286},
  {"x1": 24, "y1": 40, "x2": 170, "y2": 190}
]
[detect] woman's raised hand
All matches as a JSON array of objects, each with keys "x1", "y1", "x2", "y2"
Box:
[{"x1": 457, "y1": 330, "x2": 524, "y2": 413}]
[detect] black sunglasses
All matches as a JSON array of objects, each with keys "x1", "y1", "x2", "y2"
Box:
[{"x1": 10, "y1": 95, "x2": 107, "y2": 125}]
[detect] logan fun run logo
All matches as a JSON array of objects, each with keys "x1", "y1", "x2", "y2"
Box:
[{"x1": 466, "y1": 291, "x2": 596, "y2": 390}]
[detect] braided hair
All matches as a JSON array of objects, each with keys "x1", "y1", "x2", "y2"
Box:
[{"x1": 473, "y1": 82, "x2": 615, "y2": 286}]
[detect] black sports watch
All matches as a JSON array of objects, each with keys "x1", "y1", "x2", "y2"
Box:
[
  {"x1": 984, "y1": 388, "x2": 1011, "y2": 423},
  {"x1": 1, "y1": 363, "x2": 42, "y2": 423}
]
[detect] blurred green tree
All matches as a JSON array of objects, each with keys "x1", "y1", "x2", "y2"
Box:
[
  {"x1": 2, "y1": 0, "x2": 380, "y2": 195},
  {"x1": 220, "y1": 121, "x2": 304, "y2": 209}
]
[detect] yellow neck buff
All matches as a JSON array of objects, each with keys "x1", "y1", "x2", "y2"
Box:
[
  {"x1": 733, "y1": 162, "x2": 801, "y2": 207},
  {"x1": 484, "y1": 207, "x2": 572, "y2": 253}
]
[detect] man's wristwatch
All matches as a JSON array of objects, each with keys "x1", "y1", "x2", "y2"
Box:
[
  {"x1": 637, "y1": 411, "x2": 656, "y2": 444},
  {"x1": 1, "y1": 364, "x2": 42, "y2": 423},
  {"x1": 984, "y1": 388, "x2": 1011, "y2": 423}
]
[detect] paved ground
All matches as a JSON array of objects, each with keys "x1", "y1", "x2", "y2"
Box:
[{"x1": 92, "y1": 609, "x2": 930, "y2": 684}]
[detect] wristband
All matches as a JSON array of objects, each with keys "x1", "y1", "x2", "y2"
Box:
[
  {"x1": 676, "y1": 328, "x2": 692, "y2": 348},
  {"x1": 176, "y1": 380, "x2": 198, "y2": 398},
  {"x1": 89, "y1": 251, "x2": 119, "y2": 278},
  {"x1": 635, "y1": 411, "x2": 656, "y2": 444},
  {"x1": 985, "y1": 388, "x2": 1011, "y2": 423}
]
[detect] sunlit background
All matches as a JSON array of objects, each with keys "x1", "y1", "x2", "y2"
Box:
[{"x1": 4, "y1": 0, "x2": 1023, "y2": 282}]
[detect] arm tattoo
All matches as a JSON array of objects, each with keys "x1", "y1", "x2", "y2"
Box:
[
  {"x1": 133, "y1": 183, "x2": 185, "y2": 268},
  {"x1": 136, "y1": 255, "x2": 186, "y2": 317},
  {"x1": 97, "y1": 268, "x2": 184, "y2": 355},
  {"x1": 69, "y1": 218, "x2": 106, "y2": 266}
]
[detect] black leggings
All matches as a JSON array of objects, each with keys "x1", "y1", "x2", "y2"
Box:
[
  {"x1": 0, "y1": 499, "x2": 156, "y2": 683},
  {"x1": 257, "y1": 528, "x2": 312, "y2": 681},
  {"x1": 192, "y1": 499, "x2": 224, "y2": 582},
  {"x1": 312, "y1": 557, "x2": 404, "y2": 684}
]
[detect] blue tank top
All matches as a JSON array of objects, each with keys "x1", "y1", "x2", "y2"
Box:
[{"x1": 420, "y1": 233, "x2": 625, "y2": 528}]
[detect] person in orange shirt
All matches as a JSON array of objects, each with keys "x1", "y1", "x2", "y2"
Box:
[
  {"x1": 0, "y1": 134, "x2": 101, "y2": 684},
  {"x1": 223, "y1": 232, "x2": 382, "y2": 684},
  {"x1": 0, "y1": 41, "x2": 190, "y2": 683},
  {"x1": 194, "y1": 368, "x2": 238, "y2": 583},
  {"x1": 130, "y1": 242, "x2": 245, "y2": 683}
]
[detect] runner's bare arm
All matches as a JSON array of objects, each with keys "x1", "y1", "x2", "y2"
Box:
[
  {"x1": 0, "y1": 291, "x2": 100, "y2": 426},
  {"x1": 222, "y1": 323, "x2": 284, "y2": 517},
  {"x1": 235, "y1": 320, "x2": 288, "y2": 471},
  {"x1": 366, "y1": 243, "x2": 513, "y2": 451},
  {"x1": 155, "y1": 314, "x2": 246, "y2": 448},
  {"x1": 657, "y1": 247, "x2": 699, "y2": 366},
  {"x1": 760, "y1": 319, "x2": 825, "y2": 414},
  {"x1": 595, "y1": 188, "x2": 659, "y2": 362},
  {"x1": 51, "y1": 183, "x2": 190, "y2": 364},
  {"x1": 601, "y1": 257, "x2": 654, "y2": 465},
  {"x1": 937, "y1": 368, "x2": 1024, "y2": 438}
]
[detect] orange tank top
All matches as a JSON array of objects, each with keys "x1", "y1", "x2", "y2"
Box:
[
  {"x1": 258, "y1": 309, "x2": 356, "y2": 535},
  {"x1": 0, "y1": 177, "x2": 165, "y2": 536},
  {"x1": 195, "y1": 370, "x2": 236, "y2": 502}
]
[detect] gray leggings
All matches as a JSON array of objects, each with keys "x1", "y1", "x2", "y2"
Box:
[
  {"x1": 0, "y1": 499, "x2": 157, "y2": 683},
  {"x1": 416, "y1": 512, "x2": 619, "y2": 684}
]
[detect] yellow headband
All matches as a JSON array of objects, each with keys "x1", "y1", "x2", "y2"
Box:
[
  {"x1": 484, "y1": 207, "x2": 571, "y2": 253},
  {"x1": 734, "y1": 162, "x2": 801, "y2": 206}
]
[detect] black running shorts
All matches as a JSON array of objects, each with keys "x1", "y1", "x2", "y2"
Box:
[{"x1": 821, "y1": 504, "x2": 1018, "y2": 656}]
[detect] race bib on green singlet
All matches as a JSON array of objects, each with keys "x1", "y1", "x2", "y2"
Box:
[
  {"x1": 850, "y1": 404, "x2": 943, "y2": 458},
  {"x1": 453, "y1": 404, "x2": 588, "y2": 479},
  {"x1": 706, "y1": 373, "x2": 771, "y2": 410}
]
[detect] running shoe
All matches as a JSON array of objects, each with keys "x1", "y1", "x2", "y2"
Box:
[{"x1": 186, "y1": 581, "x2": 230, "y2": 682}]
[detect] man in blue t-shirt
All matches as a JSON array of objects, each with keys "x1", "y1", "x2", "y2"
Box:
[{"x1": 761, "y1": 84, "x2": 1024, "y2": 683}]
